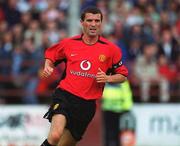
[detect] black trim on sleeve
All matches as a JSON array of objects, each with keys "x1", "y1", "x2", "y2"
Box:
[
  {"x1": 54, "y1": 59, "x2": 67, "y2": 66},
  {"x1": 54, "y1": 59, "x2": 67, "y2": 81},
  {"x1": 60, "y1": 65, "x2": 67, "y2": 80}
]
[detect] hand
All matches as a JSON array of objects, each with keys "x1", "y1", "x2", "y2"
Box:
[
  {"x1": 42, "y1": 59, "x2": 54, "y2": 78},
  {"x1": 96, "y1": 68, "x2": 109, "y2": 83}
]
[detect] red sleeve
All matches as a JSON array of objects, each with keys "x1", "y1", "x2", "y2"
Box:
[
  {"x1": 44, "y1": 40, "x2": 66, "y2": 63},
  {"x1": 112, "y1": 45, "x2": 128, "y2": 77}
]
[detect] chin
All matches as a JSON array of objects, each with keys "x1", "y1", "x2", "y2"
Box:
[{"x1": 89, "y1": 33, "x2": 98, "y2": 36}]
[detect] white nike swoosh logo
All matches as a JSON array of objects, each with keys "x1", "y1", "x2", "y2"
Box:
[{"x1": 71, "y1": 54, "x2": 77, "y2": 56}]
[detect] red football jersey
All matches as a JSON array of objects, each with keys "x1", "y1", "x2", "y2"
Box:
[{"x1": 45, "y1": 35, "x2": 128, "y2": 100}]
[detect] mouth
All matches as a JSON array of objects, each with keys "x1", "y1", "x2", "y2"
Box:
[{"x1": 89, "y1": 28, "x2": 97, "y2": 33}]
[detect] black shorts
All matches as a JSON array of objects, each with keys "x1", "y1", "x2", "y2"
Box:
[{"x1": 43, "y1": 88, "x2": 96, "y2": 141}]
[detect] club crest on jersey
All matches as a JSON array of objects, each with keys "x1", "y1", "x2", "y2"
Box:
[
  {"x1": 53, "y1": 104, "x2": 59, "y2": 110},
  {"x1": 99, "y1": 54, "x2": 106, "y2": 62}
]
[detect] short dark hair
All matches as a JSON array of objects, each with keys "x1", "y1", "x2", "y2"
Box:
[{"x1": 80, "y1": 6, "x2": 103, "y2": 21}]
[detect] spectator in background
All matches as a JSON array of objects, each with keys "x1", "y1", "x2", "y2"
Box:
[
  {"x1": 12, "y1": 45, "x2": 23, "y2": 87},
  {"x1": 24, "y1": 19, "x2": 42, "y2": 48},
  {"x1": 127, "y1": 37, "x2": 142, "y2": 61},
  {"x1": 158, "y1": 27, "x2": 179, "y2": 64},
  {"x1": 58, "y1": 0, "x2": 70, "y2": 13},
  {"x1": 0, "y1": 31, "x2": 13, "y2": 75},
  {"x1": 45, "y1": 20, "x2": 60, "y2": 44},
  {"x1": 44, "y1": 0, "x2": 60, "y2": 21},
  {"x1": 176, "y1": 17, "x2": 180, "y2": 36},
  {"x1": 21, "y1": 37, "x2": 43, "y2": 104},
  {"x1": 0, "y1": 21, "x2": 9, "y2": 90},
  {"x1": 151, "y1": 22, "x2": 161, "y2": 43},
  {"x1": 158, "y1": 54, "x2": 177, "y2": 102},
  {"x1": 173, "y1": 54, "x2": 180, "y2": 101},
  {"x1": 57, "y1": 10, "x2": 68, "y2": 30},
  {"x1": 134, "y1": 43, "x2": 169, "y2": 102},
  {"x1": 20, "y1": 11, "x2": 32, "y2": 30},
  {"x1": 3, "y1": 0, "x2": 21, "y2": 26},
  {"x1": 12, "y1": 23, "x2": 24, "y2": 46}
]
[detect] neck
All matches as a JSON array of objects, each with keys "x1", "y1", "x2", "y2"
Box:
[{"x1": 82, "y1": 34, "x2": 99, "y2": 45}]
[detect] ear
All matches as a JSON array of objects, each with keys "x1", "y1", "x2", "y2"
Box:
[
  {"x1": 80, "y1": 19, "x2": 84, "y2": 25},
  {"x1": 80, "y1": 20, "x2": 84, "y2": 32}
]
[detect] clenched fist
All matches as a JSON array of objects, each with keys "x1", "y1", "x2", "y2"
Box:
[{"x1": 96, "y1": 68, "x2": 109, "y2": 83}]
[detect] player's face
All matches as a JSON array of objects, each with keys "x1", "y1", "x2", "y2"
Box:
[{"x1": 81, "y1": 13, "x2": 102, "y2": 37}]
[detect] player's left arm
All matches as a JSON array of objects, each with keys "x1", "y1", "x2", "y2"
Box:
[
  {"x1": 96, "y1": 45, "x2": 128, "y2": 83},
  {"x1": 96, "y1": 68, "x2": 127, "y2": 83}
]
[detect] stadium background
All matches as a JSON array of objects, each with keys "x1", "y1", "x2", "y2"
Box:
[{"x1": 0, "y1": 0, "x2": 179, "y2": 146}]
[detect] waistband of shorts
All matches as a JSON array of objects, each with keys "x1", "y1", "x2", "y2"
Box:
[{"x1": 54, "y1": 88, "x2": 96, "y2": 103}]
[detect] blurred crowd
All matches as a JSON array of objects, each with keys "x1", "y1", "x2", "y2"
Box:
[{"x1": 0, "y1": 0, "x2": 179, "y2": 104}]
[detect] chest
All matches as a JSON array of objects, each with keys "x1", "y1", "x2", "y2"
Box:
[
  {"x1": 66, "y1": 44, "x2": 111, "y2": 64},
  {"x1": 64, "y1": 43, "x2": 112, "y2": 71}
]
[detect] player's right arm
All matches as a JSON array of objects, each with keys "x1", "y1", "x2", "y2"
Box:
[{"x1": 42, "y1": 40, "x2": 66, "y2": 78}]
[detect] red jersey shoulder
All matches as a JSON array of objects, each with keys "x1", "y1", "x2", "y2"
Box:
[
  {"x1": 58, "y1": 35, "x2": 82, "y2": 45},
  {"x1": 99, "y1": 36, "x2": 121, "y2": 49},
  {"x1": 69, "y1": 35, "x2": 82, "y2": 40},
  {"x1": 99, "y1": 36, "x2": 122, "y2": 56}
]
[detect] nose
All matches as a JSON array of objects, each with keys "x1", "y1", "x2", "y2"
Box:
[{"x1": 91, "y1": 20, "x2": 96, "y2": 26}]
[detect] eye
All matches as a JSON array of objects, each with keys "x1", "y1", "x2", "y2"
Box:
[
  {"x1": 86, "y1": 19, "x2": 93, "y2": 22},
  {"x1": 95, "y1": 19, "x2": 101, "y2": 23}
]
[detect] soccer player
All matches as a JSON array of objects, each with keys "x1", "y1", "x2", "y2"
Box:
[{"x1": 40, "y1": 6, "x2": 128, "y2": 146}]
